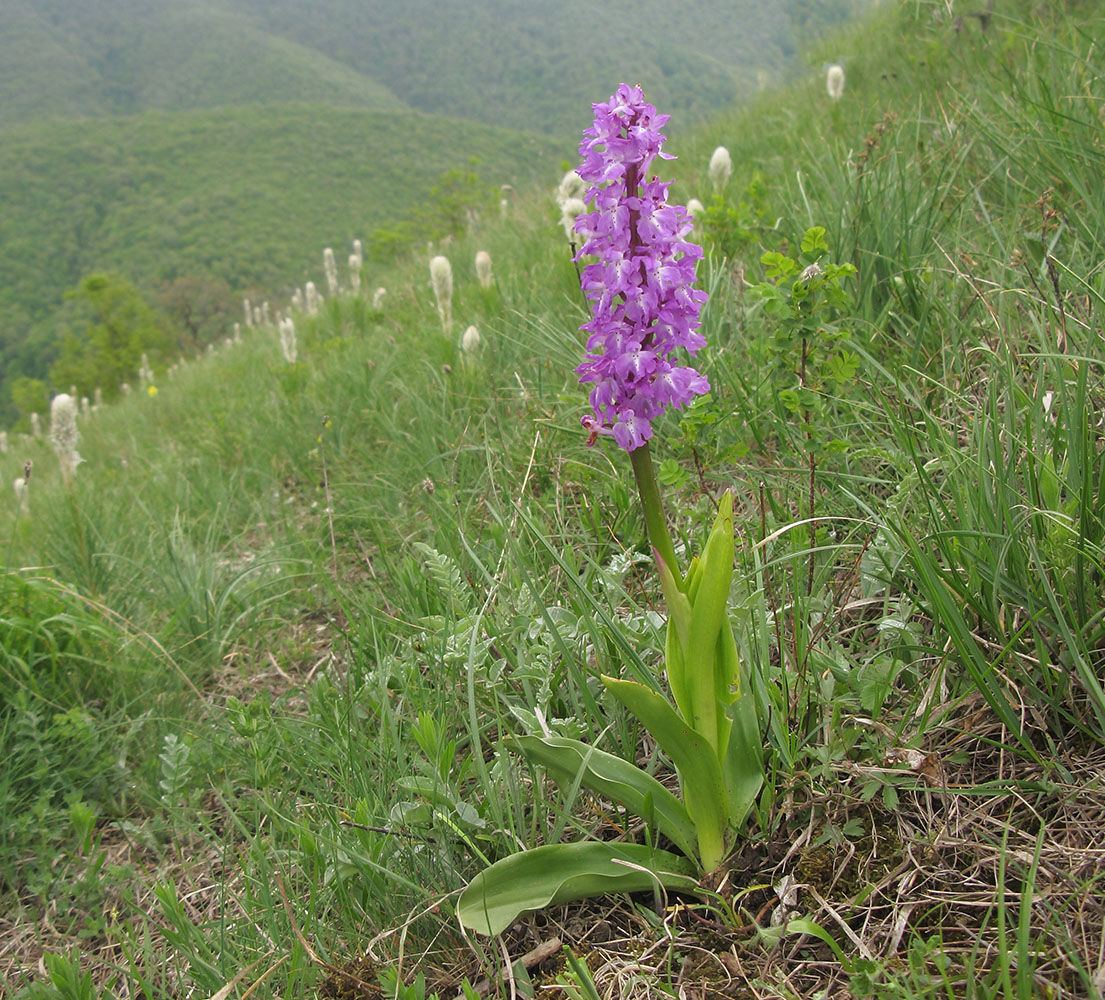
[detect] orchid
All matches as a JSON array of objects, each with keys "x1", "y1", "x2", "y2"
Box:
[
  {"x1": 458, "y1": 88, "x2": 763, "y2": 939},
  {"x1": 574, "y1": 84, "x2": 710, "y2": 453}
]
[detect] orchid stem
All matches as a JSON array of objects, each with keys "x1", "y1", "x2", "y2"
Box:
[{"x1": 630, "y1": 443, "x2": 682, "y2": 588}]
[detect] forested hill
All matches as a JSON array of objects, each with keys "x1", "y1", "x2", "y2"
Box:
[
  {"x1": 0, "y1": 104, "x2": 562, "y2": 422},
  {"x1": 1, "y1": 0, "x2": 870, "y2": 135}
]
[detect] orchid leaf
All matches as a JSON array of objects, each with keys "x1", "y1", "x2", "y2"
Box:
[
  {"x1": 457, "y1": 842, "x2": 698, "y2": 936},
  {"x1": 684, "y1": 493, "x2": 734, "y2": 749},
  {"x1": 712, "y1": 618, "x2": 741, "y2": 758},
  {"x1": 664, "y1": 618, "x2": 693, "y2": 728},
  {"x1": 656, "y1": 550, "x2": 692, "y2": 645},
  {"x1": 602, "y1": 676, "x2": 730, "y2": 870},
  {"x1": 510, "y1": 734, "x2": 698, "y2": 860},
  {"x1": 723, "y1": 666, "x2": 763, "y2": 830},
  {"x1": 656, "y1": 549, "x2": 694, "y2": 722},
  {"x1": 686, "y1": 554, "x2": 703, "y2": 603}
]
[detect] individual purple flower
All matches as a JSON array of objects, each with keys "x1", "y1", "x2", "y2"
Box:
[{"x1": 574, "y1": 84, "x2": 709, "y2": 451}]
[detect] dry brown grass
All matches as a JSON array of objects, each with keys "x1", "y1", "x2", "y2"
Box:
[{"x1": 6, "y1": 691, "x2": 1103, "y2": 999}]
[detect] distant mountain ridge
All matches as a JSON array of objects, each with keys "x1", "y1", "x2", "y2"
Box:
[
  {"x1": 1, "y1": 1, "x2": 406, "y2": 122},
  {"x1": 1, "y1": 0, "x2": 867, "y2": 134}
]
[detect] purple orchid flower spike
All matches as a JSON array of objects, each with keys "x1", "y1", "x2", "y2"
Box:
[{"x1": 573, "y1": 83, "x2": 710, "y2": 452}]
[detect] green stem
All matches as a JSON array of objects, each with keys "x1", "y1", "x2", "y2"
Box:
[{"x1": 630, "y1": 443, "x2": 682, "y2": 588}]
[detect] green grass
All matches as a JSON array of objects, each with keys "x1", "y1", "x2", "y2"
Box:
[{"x1": 3, "y1": 1, "x2": 1105, "y2": 997}]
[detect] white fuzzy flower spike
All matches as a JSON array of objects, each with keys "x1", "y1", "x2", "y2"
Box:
[
  {"x1": 557, "y1": 168, "x2": 586, "y2": 205},
  {"x1": 559, "y1": 197, "x2": 587, "y2": 243},
  {"x1": 349, "y1": 254, "x2": 362, "y2": 295},
  {"x1": 429, "y1": 255, "x2": 453, "y2": 332},
  {"x1": 461, "y1": 325, "x2": 481, "y2": 370},
  {"x1": 827, "y1": 64, "x2": 845, "y2": 101},
  {"x1": 475, "y1": 251, "x2": 492, "y2": 289},
  {"x1": 49, "y1": 393, "x2": 81, "y2": 485},
  {"x1": 709, "y1": 146, "x2": 732, "y2": 193},
  {"x1": 279, "y1": 317, "x2": 298, "y2": 364},
  {"x1": 324, "y1": 247, "x2": 339, "y2": 296},
  {"x1": 13, "y1": 476, "x2": 29, "y2": 516}
]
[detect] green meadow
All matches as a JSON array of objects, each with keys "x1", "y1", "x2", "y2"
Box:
[{"x1": 3, "y1": 0, "x2": 1105, "y2": 997}]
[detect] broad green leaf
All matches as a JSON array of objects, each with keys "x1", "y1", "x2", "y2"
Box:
[
  {"x1": 457, "y1": 842, "x2": 697, "y2": 936},
  {"x1": 712, "y1": 618, "x2": 741, "y2": 759},
  {"x1": 656, "y1": 550, "x2": 692, "y2": 645},
  {"x1": 656, "y1": 549, "x2": 693, "y2": 723},
  {"x1": 722, "y1": 664, "x2": 763, "y2": 830},
  {"x1": 800, "y1": 226, "x2": 829, "y2": 257},
  {"x1": 685, "y1": 555, "x2": 702, "y2": 603},
  {"x1": 684, "y1": 492, "x2": 734, "y2": 749},
  {"x1": 511, "y1": 734, "x2": 698, "y2": 860},
  {"x1": 601, "y1": 677, "x2": 729, "y2": 870},
  {"x1": 389, "y1": 800, "x2": 433, "y2": 826},
  {"x1": 664, "y1": 617, "x2": 693, "y2": 726}
]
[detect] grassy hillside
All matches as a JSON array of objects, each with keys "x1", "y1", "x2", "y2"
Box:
[
  {"x1": 5, "y1": 0, "x2": 1105, "y2": 997},
  {"x1": 0, "y1": 103, "x2": 563, "y2": 421}
]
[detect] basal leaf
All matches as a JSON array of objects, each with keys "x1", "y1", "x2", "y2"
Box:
[
  {"x1": 457, "y1": 842, "x2": 697, "y2": 936},
  {"x1": 510, "y1": 734, "x2": 697, "y2": 860},
  {"x1": 601, "y1": 677, "x2": 730, "y2": 871}
]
